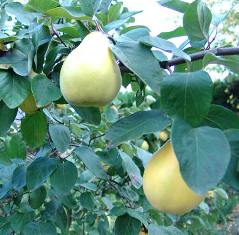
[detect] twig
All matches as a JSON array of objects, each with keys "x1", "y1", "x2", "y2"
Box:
[
  {"x1": 51, "y1": 23, "x2": 68, "y2": 48},
  {"x1": 119, "y1": 47, "x2": 239, "y2": 72},
  {"x1": 88, "y1": 133, "x2": 105, "y2": 146}
]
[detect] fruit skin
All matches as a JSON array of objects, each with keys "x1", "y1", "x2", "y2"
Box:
[
  {"x1": 20, "y1": 93, "x2": 39, "y2": 114},
  {"x1": 55, "y1": 104, "x2": 66, "y2": 109},
  {"x1": 143, "y1": 142, "x2": 205, "y2": 215},
  {"x1": 139, "y1": 231, "x2": 147, "y2": 235},
  {"x1": 141, "y1": 140, "x2": 149, "y2": 151},
  {"x1": 60, "y1": 31, "x2": 122, "y2": 107},
  {"x1": 159, "y1": 131, "x2": 168, "y2": 141}
]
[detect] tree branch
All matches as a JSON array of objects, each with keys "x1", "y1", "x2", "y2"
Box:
[
  {"x1": 119, "y1": 47, "x2": 239, "y2": 71},
  {"x1": 160, "y1": 47, "x2": 239, "y2": 69}
]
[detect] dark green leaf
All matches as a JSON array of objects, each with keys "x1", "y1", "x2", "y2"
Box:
[
  {"x1": 224, "y1": 129, "x2": 239, "y2": 189},
  {"x1": 98, "y1": 216, "x2": 109, "y2": 235},
  {"x1": 160, "y1": 71, "x2": 213, "y2": 126},
  {"x1": 79, "y1": 192, "x2": 95, "y2": 210},
  {"x1": 31, "y1": 75, "x2": 62, "y2": 107},
  {"x1": 0, "y1": 71, "x2": 30, "y2": 108},
  {"x1": 21, "y1": 112, "x2": 48, "y2": 149},
  {"x1": 22, "y1": 222, "x2": 57, "y2": 235},
  {"x1": 5, "y1": 134, "x2": 26, "y2": 159},
  {"x1": 55, "y1": 206, "x2": 68, "y2": 233},
  {"x1": 9, "y1": 212, "x2": 33, "y2": 233},
  {"x1": 203, "y1": 104, "x2": 239, "y2": 130},
  {"x1": 105, "y1": 110, "x2": 170, "y2": 146},
  {"x1": 183, "y1": 0, "x2": 212, "y2": 48},
  {"x1": 172, "y1": 118, "x2": 231, "y2": 194},
  {"x1": 29, "y1": 186, "x2": 47, "y2": 209},
  {"x1": 43, "y1": 44, "x2": 69, "y2": 75},
  {"x1": 12, "y1": 165, "x2": 26, "y2": 191},
  {"x1": 26, "y1": 157, "x2": 58, "y2": 191},
  {"x1": 50, "y1": 160, "x2": 78, "y2": 194},
  {"x1": 73, "y1": 106, "x2": 101, "y2": 125},
  {"x1": 112, "y1": 29, "x2": 166, "y2": 93},
  {"x1": 74, "y1": 146, "x2": 107, "y2": 179},
  {"x1": 49, "y1": 124, "x2": 71, "y2": 152},
  {"x1": 0, "y1": 101, "x2": 17, "y2": 136},
  {"x1": 114, "y1": 214, "x2": 141, "y2": 235}
]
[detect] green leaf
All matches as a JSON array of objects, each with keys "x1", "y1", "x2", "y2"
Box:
[
  {"x1": 127, "y1": 209, "x2": 148, "y2": 227},
  {"x1": 9, "y1": 212, "x2": 33, "y2": 233},
  {"x1": 50, "y1": 160, "x2": 78, "y2": 194},
  {"x1": 104, "y1": 19, "x2": 129, "y2": 32},
  {"x1": 108, "y1": 2, "x2": 123, "y2": 21},
  {"x1": 79, "y1": 192, "x2": 95, "y2": 210},
  {"x1": 32, "y1": 25, "x2": 51, "y2": 48},
  {"x1": 140, "y1": 36, "x2": 190, "y2": 61},
  {"x1": 55, "y1": 206, "x2": 68, "y2": 233},
  {"x1": 73, "y1": 106, "x2": 101, "y2": 125},
  {"x1": 224, "y1": 129, "x2": 239, "y2": 189},
  {"x1": 203, "y1": 53, "x2": 239, "y2": 74},
  {"x1": 46, "y1": 7, "x2": 88, "y2": 20},
  {"x1": 5, "y1": 2, "x2": 37, "y2": 25},
  {"x1": 183, "y1": 0, "x2": 212, "y2": 48},
  {"x1": 31, "y1": 75, "x2": 62, "y2": 107},
  {"x1": 21, "y1": 112, "x2": 48, "y2": 149},
  {"x1": 99, "y1": 0, "x2": 113, "y2": 13},
  {"x1": 172, "y1": 118, "x2": 231, "y2": 194},
  {"x1": 203, "y1": 105, "x2": 239, "y2": 130},
  {"x1": 0, "y1": 39, "x2": 34, "y2": 76},
  {"x1": 74, "y1": 146, "x2": 107, "y2": 179},
  {"x1": 25, "y1": 0, "x2": 59, "y2": 13},
  {"x1": 49, "y1": 124, "x2": 71, "y2": 152},
  {"x1": 43, "y1": 44, "x2": 69, "y2": 75},
  {"x1": 0, "y1": 101, "x2": 17, "y2": 136},
  {"x1": 0, "y1": 33, "x2": 17, "y2": 43},
  {"x1": 114, "y1": 214, "x2": 141, "y2": 235},
  {"x1": 98, "y1": 216, "x2": 110, "y2": 235},
  {"x1": 29, "y1": 186, "x2": 47, "y2": 209},
  {"x1": 135, "y1": 147, "x2": 152, "y2": 168},
  {"x1": 5, "y1": 134, "x2": 26, "y2": 159},
  {"x1": 158, "y1": 27, "x2": 186, "y2": 39},
  {"x1": 148, "y1": 224, "x2": 184, "y2": 235},
  {"x1": 79, "y1": 0, "x2": 100, "y2": 16},
  {"x1": 105, "y1": 110, "x2": 170, "y2": 146},
  {"x1": 0, "y1": 71, "x2": 30, "y2": 108},
  {"x1": 12, "y1": 165, "x2": 26, "y2": 191},
  {"x1": 26, "y1": 157, "x2": 58, "y2": 191},
  {"x1": 158, "y1": 0, "x2": 190, "y2": 13},
  {"x1": 120, "y1": 152, "x2": 143, "y2": 189},
  {"x1": 112, "y1": 29, "x2": 166, "y2": 93},
  {"x1": 22, "y1": 222, "x2": 57, "y2": 235},
  {"x1": 160, "y1": 71, "x2": 213, "y2": 126}
]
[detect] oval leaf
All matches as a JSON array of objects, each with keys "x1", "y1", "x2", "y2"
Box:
[
  {"x1": 50, "y1": 160, "x2": 78, "y2": 194},
  {"x1": 105, "y1": 110, "x2": 170, "y2": 146},
  {"x1": 172, "y1": 118, "x2": 231, "y2": 194}
]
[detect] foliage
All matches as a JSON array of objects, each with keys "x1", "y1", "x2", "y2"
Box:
[{"x1": 0, "y1": 0, "x2": 239, "y2": 234}]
